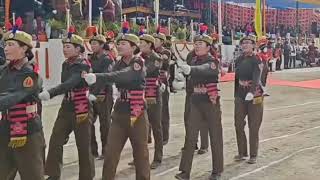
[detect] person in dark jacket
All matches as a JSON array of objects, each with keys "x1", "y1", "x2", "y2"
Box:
[
  {"x1": 175, "y1": 32, "x2": 223, "y2": 180},
  {"x1": 40, "y1": 31, "x2": 95, "y2": 180},
  {"x1": 84, "y1": 31, "x2": 150, "y2": 180},
  {"x1": 89, "y1": 31, "x2": 114, "y2": 159},
  {"x1": 0, "y1": 29, "x2": 45, "y2": 180},
  {"x1": 233, "y1": 35, "x2": 264, "y2": 164}
]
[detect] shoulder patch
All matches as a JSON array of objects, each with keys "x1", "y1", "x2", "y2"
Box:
[
  {"x1": 155, "y1": 60, "x2": 161, "y2": 67},
  {"x1": 23, "y1": 76, "x2": 34, "y2": 88},
  {"x1": 211, "y1": 62, "x2": 217, "y2": 70},
  {"x1": 133, "y1": 62, "x2": 142, "y2": 71}
]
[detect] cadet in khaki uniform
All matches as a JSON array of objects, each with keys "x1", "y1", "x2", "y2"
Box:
[
  {"x1": 140, "y1": 34, "x2": 164, "y2": 169},
  {"x1": 0, "y1": 29, "x2": 45, "y2": 180},
  {"x1": 89, "y1": 31, "x2": 114, "y2": 158},
  {"x1": 234, "y1": 35, "x2": 264, "y2": 164},
  {"x1": 84, "y1": 28, "x2": 150, "y2": 180},
  {"x1": 154, "y1": 32, "x2": 171, "y2": 145},
  {"x1": 175, "y1": 33, "x2": 223, "y2": 180},
  {"x1": 39, "y1": 31, "x2": 95, "y2": 180},
  {"x1": 183, "y1": 50, "x2": 209, "y2": 154}
]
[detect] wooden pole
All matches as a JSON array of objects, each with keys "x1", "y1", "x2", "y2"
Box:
[{"x1": 5, "y1": 0, "x2": 10, "y2": 25}]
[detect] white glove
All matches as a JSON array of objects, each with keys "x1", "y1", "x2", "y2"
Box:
[
  {"x1": 112, "y1": 85, "x2": 119, "y2": 101},
  {"x1": 179, "y1": 65, "x2": 191, "y2": 75},
  {"x1": 175, "y1": 72, "x2": 185, "y2": 81},
  {"x1": 83, "y1": 73, "x2": 96, "y2": 85},
  {"x1": 172, "y1": 80, "x2": 185, "y2": 91},
  {"x1": 245, "y1": 92, "x2": 254, "y2": 101},
  {"x1": 176, "y1": 59, "x2": 186, "y2": 67},
  {"x1": 88, "y1": 94, "x2": 97, "y2": 102},
  {"x1": 160, "y1": 83, "x2": 166, "y2": 93},
  {"x1": 39, "y1": 90, "x2": 50, "y2": 101}
]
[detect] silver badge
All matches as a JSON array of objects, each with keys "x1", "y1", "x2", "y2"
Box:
[{"x1": 8, "y1": 33, "x2": 14, "y2": 39}]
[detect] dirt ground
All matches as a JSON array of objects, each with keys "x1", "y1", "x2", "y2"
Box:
[{"x1": 15, "y1": 67, "x2": 320, "y2": 180}]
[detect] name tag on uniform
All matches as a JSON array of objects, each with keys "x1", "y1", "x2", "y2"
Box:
[{"x1": 253, "y1": 96, "x2": 263, "y2": 105}]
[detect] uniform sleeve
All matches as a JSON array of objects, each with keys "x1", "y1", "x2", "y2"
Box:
[
  {"x1": 161, "y1": 49, "x2": 171, "y2": 70},
  {"x1": 250, "y1": 58, "x2": 262, "y2": 94},
  {"x1": 146, "y1": 55, "x2": 162, "y2": 75},
  {"x1": 0, "y1": 46, "x2": 5, "y2": 65},
  {"x1": 90, "y1": 57, "x2": 115, "y2": 95},
  {"x1": 234, "y1": 57, "x2": 240, "y2": 97},
  {"x1": 96, "y1": 58, "x2": 146, "y2": 85},
  {"x1": 0, "y1": 72, "x2": 39, "y2": 111},
  {"x1": 48, "y1": 63, "x2": 88, "y2": 98},
  {"x1": 101, "y1": 56, "x2": 114, "y2": 73},
  {"x1": 190, "y1": 60, "x2": 220, "y2": 78}
]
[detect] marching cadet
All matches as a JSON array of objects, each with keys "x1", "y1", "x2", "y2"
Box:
[
  {"x1": 175, "y1": 31, "x2": 223, "y2": 180},
  {"x1": 256, "y1": 36, "x2": 271, "y2": 96},
  {"x1": 83, "y1": 23, "x2": 150, "y2": 180},
  {"x1": 165, "y1": 35, "x2": 177, "y2": 93},
  {"x1": 154, "y1": 31, "x2": 171, "y2": 145},
  {"x1": 89, "y1": 29, "x2": 114, "y2": 159},
  {"x1": 105, "y1": 31, "x2": 118, "y2": 60},
  {"x1": 182, "y1": 45, "x2": 209, "y2": 154},
  {"x1": 139, "y1": 33, "x2": 164, "y2": 169},
  {"x1": 0, "y1": 28, "x2": 45, "y2": 180},
  {"x1": 40, "y1": 28, "x2": 95, "y2": 180},
  {"x1": 0, "y1": 28, "x2": 5, "y2": 66},
  {"x1": 234, "y1": 35, "x2": 264, "y2": 164}
]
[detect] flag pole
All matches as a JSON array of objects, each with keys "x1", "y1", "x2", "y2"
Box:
[
  {"x1": 89, "y1": 0, "x2": 92, "y2": 26},
  {"x1": 263, "y1": 0, "x2": 267, "y2": 35},
  {"x1": 218, "y1": 0, "x2": 223, "y2": 43}
]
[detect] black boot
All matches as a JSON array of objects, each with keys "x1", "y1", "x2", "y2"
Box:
[
  {"x1": 175, "y1": 172, "x2": 190, "y2": 180},
  {"x1": 46, "y1": 176, "x2": 60, "y2": 180},
  {"x1": 209, "y1": 173, "x2": 221, "y2": 180}
]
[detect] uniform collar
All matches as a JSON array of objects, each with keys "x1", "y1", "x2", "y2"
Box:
[
  {"x1": 67, "y1": 55, "x2": 80, "y2": 64},
  {"x1": 196, "y1": 54, "x2": 209, "y2": 61},
  {"x1": 9, "y1": 57, "x2": 28, "y2": 70},
  {"x1": 155, "y1": 46, "x2": 163, "y2": 53}
]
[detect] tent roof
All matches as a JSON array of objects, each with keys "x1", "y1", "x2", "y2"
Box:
[{"x1": 226, "y1": 0, "x2": 320, "y2": 8}]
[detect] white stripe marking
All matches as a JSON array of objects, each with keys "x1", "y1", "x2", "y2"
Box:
[
  {"x1": 155, "y1": 125, "x2": 320, "y2": 177},
  {"x1": 229, "y1": 145, "x2": 320, "y2": 180}
]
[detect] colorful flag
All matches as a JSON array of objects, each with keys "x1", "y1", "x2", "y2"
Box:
[{"x1": 255, "y1": 0, "x2": 263, "y2": 38}]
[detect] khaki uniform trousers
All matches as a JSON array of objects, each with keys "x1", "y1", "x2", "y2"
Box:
[
  {"x1": 179, "y1": 100, "x2": 224, "y2": 175},
  {"x1": 45, "y1": 100, "x2": 95, "y2": 180},
  {"x1": 102, "y1": 107, "x2": 150, "y2": 180},
  {"x1": 234, "y1": 97, "x2": 264, "y2": 157},
  {"x1": 0, "y1": 131, "x2": 45, "y2": 180}
]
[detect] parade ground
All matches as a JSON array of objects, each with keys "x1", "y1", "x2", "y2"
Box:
[{"x1": 35, "y1": 67, "x2": 320, "y2": 180}]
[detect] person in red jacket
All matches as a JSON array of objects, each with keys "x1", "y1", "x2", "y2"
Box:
[{"x1": 256, "y1": 36, "x2": 271, "y2": 96}]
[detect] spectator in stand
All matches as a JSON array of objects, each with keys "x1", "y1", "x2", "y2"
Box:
[
  {"x1": 274, "y1": 38, "x2": 283, "y2": 70},
  {"x1": 222, "y1": 26, "x2": 232, "y2": 45},
  {"x1": 289, "y1": 40, "x2": 297, "y2": 68},
  {"x1": 283, "y1": 40, "x2": 291, "y2": 69},
  {"x1": 0, "y1": 27, "x2": 5, "y2": 65},
  {"x1": 245, "y1": 23, "x2": 253, "y2": 36},
  {"x1": 33, "y1": 15, "x2": 46, "y2": 36},
  {"x1": 308, "y1": 41, "x2": 317, "y2": 65}
]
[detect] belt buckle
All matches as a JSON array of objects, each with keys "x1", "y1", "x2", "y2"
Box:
[{"x1": 26, "y1": 104, "x2": 37, "y2": 113}]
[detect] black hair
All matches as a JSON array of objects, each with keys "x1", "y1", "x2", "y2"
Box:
[
  {"x1": 17, "y1": 41, "x2": 34, "y2": 61},
  {"x1": 129, "y1": 41, "x2": 140, "y2": 55},
  {"x1": 89, "y1": 39, "x2": 105, "y2": 45},
  {"x1": 65, "y1": 43, "x2": 85, "y2": 53},
  {"x1": 141, "y1": 39, "x2": 155, "y2": 50},
  {"x1": 103, "y1": 43, "x2": 111, "y2": 51},
  {"x1": 79, "y1": 45, "x2": 85, "y2": 53}
]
